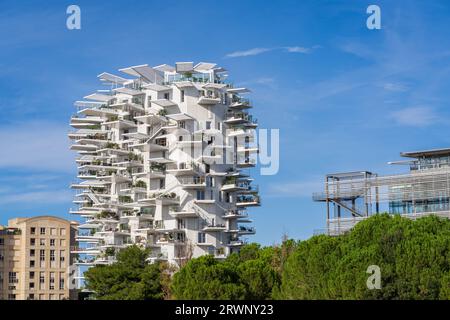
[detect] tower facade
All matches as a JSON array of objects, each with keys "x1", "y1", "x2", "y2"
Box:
[{"x1": 69, "y1": 62, "x2": 260, "y2": 276}]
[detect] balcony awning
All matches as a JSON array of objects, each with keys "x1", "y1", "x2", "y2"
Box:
[
  {"x1": 122, "y1": 132, "x2": 149, "y2": 139},
  {"x1": 151, "y1": 99, "x2": 176, "y2": 107},
  {"x1": 113, "y1": 87, "x2": 143, "y2": 96},
  {"x1": 166, "y1": 113, "x2": 193, "y2": 121},
  {"x1": 119, "y1": 64, "x2": 164, "y2": 83},
  {"x1": 97, "y1": 72, "x2": 130, "y2": 84},
  {"x1": 203, "y1": 83, "x2": 227, "y2": 89},
  {"x1": 174, "y1": 81, "x2": 195, "y2": 88},
  {"x1": 227, "y1": 87, "x2": 251, "y2": 94},
  {"x1": 84, "y1": 93, "x2": 113, "y2": 102},
  {"x1": 175, "y1": 62, "x2": 194, "y2": 73},
  {"x1": 194, "y1": 62, "x2": 217, "y2": 72},
  {"x1": 143, "y1": 83, "x2": 171, "y2": 91},
  {"x1": 153, "y1": 64, "x2": 176, "y2": 73},
  {"x1": 134, "y1": 114, "x2": 167, "y2": 125},
  {"x1": 74, "y1": 101, "x2": 104, "y2": 108}
]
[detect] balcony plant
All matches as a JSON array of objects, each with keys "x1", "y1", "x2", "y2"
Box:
[
  {"x1": 157, "y1": 109, "x2": 168, "y2": 117},
  {"x1": 119, "y1": 195, "x2": 133, "y2": 203}
]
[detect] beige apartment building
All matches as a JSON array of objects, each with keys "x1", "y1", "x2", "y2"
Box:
[{"x1": 0, "y1": 216, "x2": 78, "y2": 300}]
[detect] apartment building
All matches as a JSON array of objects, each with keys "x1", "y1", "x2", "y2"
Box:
[
  {"x1": 69, "y1": 62, "x2": 260, "y2": 283},
  {"x1": 0, "y1": 216, "x2": 78, "y2": 300},
  {"x1": 313, "y1": 148, "x2": 450, "y2": 235}
]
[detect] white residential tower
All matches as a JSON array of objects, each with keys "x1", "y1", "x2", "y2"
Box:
[{"x1": 68, "y1": 62, "x2": 260, "y2": 277}]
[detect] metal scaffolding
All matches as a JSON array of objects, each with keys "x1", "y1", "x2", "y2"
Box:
[{"x1": 313, "y1": 168, "x2": 450, "y2": 235}]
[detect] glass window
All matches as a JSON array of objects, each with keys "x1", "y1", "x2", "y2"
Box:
[{"x1": 40, "y1": 228, "x2": 45, "y2": 235}]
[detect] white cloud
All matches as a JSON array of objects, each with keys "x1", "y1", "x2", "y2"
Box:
[
  {"x1": 383, "y1": 82, "x2": 409, "y2": 92},
  {"x1": 0, "y1": 121, "x2": 75, "y2": 172},
  {"x1": 389, "y1": 107, "x2": 438, "y2": 127},
  {"x1": 226, "y1": 47, "x2": 273, "y2": 58},
  {"x1": 285, "y1": 46, "x2": 312, "y2": 53},
  {"x1": 226, "y1": 45, "x2": 320, "y2": 58}
]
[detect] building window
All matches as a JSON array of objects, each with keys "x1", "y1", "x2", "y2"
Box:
[
  {"x1": 164, "y1": 92, "x2": 170, "y2": 100},
  {"x1": 40, "y1": 227, "x2": 45, "y2": 235},
  {"x1": 39, "y1": 272, "x2": 45, "y2": 290},
  {"x1": 30, "y1": 271, "x2": 35, "y2": 279},
  {"x1": 8, "y1": 294, "x2": 16, "y2": 300},
  {"x1": 30, "y1": 249, "x2": 35, "y2": 257},
  {"x1": 30, "y1": 227, "x2": 36, "y2": 235},
  {"x1": 29, "y1": 294, "x2": 35, "y2": 300},
  {"x1": 49, "y1": 272, "x2": 55, "y2": 290},
  {"x1": 50, "y1": 239, "x2": 55, "y2": 246},
  {"x1": 30, "y1": 238, "x2": 35, "y2": 246},
  {"x1": 40, "y1": 239, "x2": 45, "y2": 246},
  {"x1": 50, "y1": 228, "x2": 57, "y2": 236},
  {"x1": 8, "y1": 272, "x2": 18, "y2": 284},
  {"x1": 60, "y1": 228, "x2": 66, "y2": 236},
  {"x1": 180, "y1": 90, "x2": 185, "y2": 102},
  {"x1": 29, "y1": 282, "x2": 35, "y2": 290},
  {"x1": 60, "y1": 239, "x2": 66, "y2": 247},
  {"x1": 198, "y1": 232, "x2": 206, "y2": 243},
  {"x1": 196, "y1": 190, "x2": 205, "y2": 200},
  {"x1": 60, "y1": 250, "x2": 66, "y2": 268},
  {"x1": 50, "y1": 250, "x2": 55, "y2": 262},
  {"x1": 30, "y1": 260, "x2": 35, "y2": 268},
  {"x1": 59, "y1": 273, "x2": 65, "y2": 290},
  {"x1": 40, "y1": 250, "x2": 45, "y2": 261}
]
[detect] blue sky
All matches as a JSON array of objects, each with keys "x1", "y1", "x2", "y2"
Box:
[{"x1": 1, "y1": 0, "x2": 450, "y2": 245}]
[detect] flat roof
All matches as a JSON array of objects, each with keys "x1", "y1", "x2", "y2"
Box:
[
  {"x1": 400, "y1": 147, "x2": 450, "y2": 158},
  {"x1": 326, "y1": 171, "x2": 374, "y2": 179}
]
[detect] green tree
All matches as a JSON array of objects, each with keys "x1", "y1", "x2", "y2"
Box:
[
  {"x1": 171, "y1": 255, "x2": 246, "y2": 299},
  {"x1": 171, "y1": 245, "x2": 279, "y2": 300},
  {"x1": 84, "y1": 245, "x2": 164, "y2": 300},
  {"x1": 276, "y1": 214, "x2": 450, "y2": 300}
]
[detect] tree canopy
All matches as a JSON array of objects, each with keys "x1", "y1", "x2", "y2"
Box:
[
  {"x1": 84, "y1": 245, "x2": 165, "y2": 300},
  {"x1": 274, "y1": 214, "x2": 450, "y2": 299}
]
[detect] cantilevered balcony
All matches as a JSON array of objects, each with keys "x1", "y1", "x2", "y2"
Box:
[
  {"x1": 168, "y1": 206, "x2": 198, "y2": 218},
  {"x1": 229, "y1": 97, "x2": 252, "y2": 110},
  {"x1": 236, "y1": 195, "x2": 261, "y2": 207},
  {"x1": 179, "y1": 176, "x2": 206, "y2": 189},
  {"x1": 226, "y1": 240, "x2": 246, "y2": 247},
  {"x1": 236, "y1": 158, "x2": 256, "y2": 168},
  {"x1": 237, "y1": 144, "x2": 259, "y2": 154},
  {"x1": 202, "y1": 224, "x2": 227, "y2": 232},
  {"x1": 224, "y1": 112, "x2": 257, "y2": 126},
  {"x1": 198, "y1": 94, "x2": 221, "y2": 105},
  {"x1": 238, "y1": 226, "x2": 256, "y2": 235},
  {"x1": 227, "y1": 127, "x2": 255, "y2": 139},
  {"x1": 70, "y1": 116, "x2": 103, "y2": 129},
  {"x1": 166, "y1": 162, "x2": 200, "y2": 176},
  {"x1": 222, "y1": 211, "x2": 249, "y2": 219},
  {"x1": 225, "y1": 226, "x2": 256, "y2": 235},
  {"x1": 221, "y1": 178, "x2": 255, "y2": 192}
]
